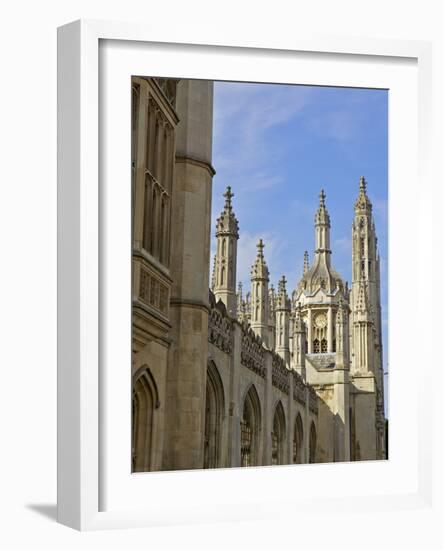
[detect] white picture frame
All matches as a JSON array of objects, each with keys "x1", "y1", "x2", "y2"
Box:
[{"x1": 57, "y1": 19, "x2": 433, "y2": 531}]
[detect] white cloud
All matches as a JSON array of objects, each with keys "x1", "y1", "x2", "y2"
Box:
[{"x1": 213, "y1": 82, "x2": 315, "y2": 195}]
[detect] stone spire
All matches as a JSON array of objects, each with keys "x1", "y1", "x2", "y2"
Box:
[
  {"x1": 335, "y1": 298, "x2": 349, "y2": 368},
  {"x1": 296, "y1": 189, "x2": 344, "y2": 296},
  {"x1": 315, "y1": 189, "x2": 331, "y2": 254},
  {"x1": 213, "y1": 186, "x2": 239, "y2": 317},
  {"x1": 275, "y1": 275, "x2": 290, "y2": 364},
  {"x1": 250, "y1": 239, "x2": 270, "y2": 345},
  {"x1": 268, "y1": 284, "x2": 276, "y2": 349},
  {"x1": 292, "y1": 307, "x2": 306, "y2": 377},
  {"x1": 237, "y1": 281, "x2": 246, "y2": 323},
  {"x1": 354, "y1": 176, "x2": 373, "y2": 214}
]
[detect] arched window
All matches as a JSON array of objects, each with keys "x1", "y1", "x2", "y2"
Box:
[
  {"x1": 241, "y1": 385, "x2": 261, "y2": 467},
  {"x1": 132, "y1": 368, "x2": 159, "y2": 472},
  {"x1": 313, "y1": 339, "x2": 320, "y2": 353},
  {"x1": 271, "y1": 401, "x2": 286, "y2": 466},
  {"x1": 321, "y1": 338, "x2": 327, "y2": 353},
  {"x1": 221, "y1": 238, "x2": 226, "y2": 256},
  {"x1": 309, "y1": 422, "x2": 317, "y2": 464},
  {"x1": 204, "y1": 362, "x2": 225, "y2": 469},
  {"x1": 221, "y1": 265, "x2": 225, "y2": 286},
  {"x1": 293, "y1": 413, "x2": 304, "y2": 464}
]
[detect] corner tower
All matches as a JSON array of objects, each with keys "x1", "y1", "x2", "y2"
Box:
[
  {"x1": 250, "y1": 239, "x2": 270, "y2": 346},
  {"x1": 350, "y1": 176, "x2": 385, "y2": 460},
  {"x1": 212, "y1": 186, "x2": 239, "y2": 317},
  {"x1": 350, "y1": 177, "x2": 383, "y2": 378}
]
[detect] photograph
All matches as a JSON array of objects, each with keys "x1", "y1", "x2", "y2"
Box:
[{"x1": 131, "y1": 76, "x2": 388, "y2": 473}]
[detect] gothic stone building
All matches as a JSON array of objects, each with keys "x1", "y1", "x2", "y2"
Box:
[{"x1": 131, "y1": 77, "x2": 386, "y2": 472}]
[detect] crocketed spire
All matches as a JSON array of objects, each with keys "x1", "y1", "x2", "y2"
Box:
[
  {"x1": 295, "y1": 189, "x2": 345, "y2": 295},
  {"x1": 215, "y1": 185, "x2": 239, "y2": 238},
  {"x1": 315, "y1": 189, "x2": 331, "y2": 227},
  {"x1": 354, "y1": 176, "x2": 372, "y2": 213},
  {"x1": 276, "y1": 275, "x2": 290, "y2": 310},
  {"x1": 251, "y1": 239, "x2": 269, "y2": 281}
]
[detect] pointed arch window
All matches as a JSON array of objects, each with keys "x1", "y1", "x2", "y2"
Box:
[
  {"x1": 241, "y1": 386, "x2": 261, "y2": 467},
  {"x1": 321, "y1": 338, "x2": 328, "y2": 353},
  {"x1": 271, "y1": 402, "x2": 286, "y2": 466},
  {"x1": 132, "y1": 368, "x2": 159, "y2": 472},
  {"x1": 204, "y1": 362, "x2": 225, "y2": 469},
  {"x1": 293, "y1": 413, "x2": 304, "y2": 464},
  {"x1": 309, "y1": 422, "x2": 317, "y2": 464},
  {"x1": 313, "y1": 339, "x2": 320, "y2": 353}
]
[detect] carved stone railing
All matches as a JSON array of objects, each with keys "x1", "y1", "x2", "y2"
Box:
[
  {"x1": 241, "y1": 327, "x2": 266, "y2": 378},
  {"x1": 208, "y1": 303, "x2": 233, "y2": 354},
  {"x1": 308, "y1": 386, "x2": 319, "y2": 415},
  {"x1": 139, "y1": 266, "x2": 169, "y2": 316},
  {"x1": 293, "y1": 371, "x2": 307, "y2": 405},
  {"x1": 271, "y1": 353, "x2": 289, "y2": 394}
]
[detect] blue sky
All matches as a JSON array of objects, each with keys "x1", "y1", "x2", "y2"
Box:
[{"x1": 210, "y1": 81, "x2": 389, "y2": 413}]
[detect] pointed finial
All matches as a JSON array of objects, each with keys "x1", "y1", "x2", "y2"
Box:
[
  {"x1": 303, "y1": 251, "x2": 309, "y2": 274},
  {"x1": 223, "y1": 185, "x2": 234, "y2": 211},
  {"x1": 319, "y1": 188, "x2": 326, "y2": 207},
  {"x1": 278, "y1": 275, "x2": 287, "y2": 293},
  {"x1": 354, "y1": 176, "x2": 372, "y2": 212},
  {"x1": 359, "y1": 176, "x2": 367, "y2": 193},
  {"x1": 257, "y1": 238, "x2": 265, "y2": 258}
]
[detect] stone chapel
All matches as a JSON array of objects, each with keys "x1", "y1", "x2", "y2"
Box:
[{"x1": 131, "y1": 76, "x2": 386, "y2": 472}]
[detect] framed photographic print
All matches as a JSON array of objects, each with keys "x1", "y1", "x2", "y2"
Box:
[{"x1": 57, "y1": 20, "x2": 433, "y2": 530}]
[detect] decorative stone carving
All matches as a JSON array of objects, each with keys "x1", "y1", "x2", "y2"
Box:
[
  {"x1": 271, "y1": 353, "x2": 289, "y2": 394},
  {"x1": 208, "y1": 301, "x2": 233, "y2": 354},
  {"x1": 308, "y1": 386, "x2": 318, "y2": 414},
  {"x1": 293, "y1": 371, "x2": 307, "y2": 405},
  {"x1": 139, "y1": 267, "x2": 169, "y2": 315},
  {"x1": 241, "y1": 326, "x2": 266, "y2": 378}
]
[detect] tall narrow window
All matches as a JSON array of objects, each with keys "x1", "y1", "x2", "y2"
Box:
[
  {"x1": 241, "y1": 386, "x2": 261, "y2": 467},
  {"x1": 321, "y1": 338, "x2": 328, "y2": 353},
  {"x1": 313, "y1": 339, "x2": 320, "y2": 353},
  {"x1": 132, "y1": 369, "x2": 158, "y2": 472},
  {"x1": 150, "y1": 188, "x2": 157, "y2": 256},
  {"x1": 203, "y1": 362, "x2": 225, "y2": 469},
  {"x1": 271, "y1": 402, "x2": 286, "y2": 466},
  {"x1": 309, "y1": 422, "x2": 317, "y2": 464},
  {"x1": 293, "y1": 413, "x2": 304, "y2": 464}
]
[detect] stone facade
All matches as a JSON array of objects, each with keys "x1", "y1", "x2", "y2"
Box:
[{"x1": 131, "y1": 77, "x2": 386, "y2": 472}]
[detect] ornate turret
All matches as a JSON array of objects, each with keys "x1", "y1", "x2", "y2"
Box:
[
  {"x1": 237, "y1": 281, "x2": 246, "y2": 323},
  {"x1": 335, "y1": 298, "x2": 349, "y2": 369},
  {"x1": 354, "y1": 176, "x2": 373, "y2": 215},
  {"x1": 275, "y1": 275, "x2": 290, "y2": 364},
  {"x1": 296, "y1": 190, "x2": 345, "y2": 296},
  {"x1": 250, "y1": 239, "x2": 270, "y2": 345},
  {"x1": 350, "y1": 176, "x2": 381, "y2": 376},
  {"x1": 350, "y1": 176, "x2": 385, "y2": 459},
  {"x1": 268, "y1": 284, "x2": 277, "y2": 349},
  {"x1": 212, "y1": 186, "x2": 239, "y2": 317},
  {"x1": 292, "y1": 307, "x2": 306, "y2": 377}
]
